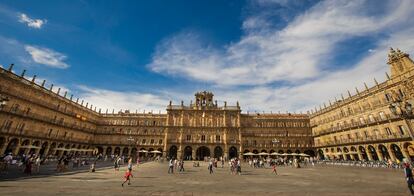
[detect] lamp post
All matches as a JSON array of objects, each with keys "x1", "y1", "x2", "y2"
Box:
[{"x1": 389, "y1": 101, "x2": 414, "y2": 140}]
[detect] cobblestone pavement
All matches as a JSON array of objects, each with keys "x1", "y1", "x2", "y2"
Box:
[{"x1": 0, "y1": 161, "x2": 409, "y2": 196}]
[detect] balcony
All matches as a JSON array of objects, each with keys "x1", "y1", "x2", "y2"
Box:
[{"x1": 315, "y1": 133, "x2": 411, "y2": 147}]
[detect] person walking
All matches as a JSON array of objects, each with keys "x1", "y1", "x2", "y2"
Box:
[
  {"x1": 404, "y1": 163, "x2": 414, "y2": 195},
  {"x1": 208, "y1": 160, "x2": 214, "y2": 174},
  {"x1": 272, "y1": 164, "x2": 278, "y2": 175},
  {"x1": 168, "y1": 159, "x2": 174, "y2": 174},
  {"x1": 122, "y1": 168, "x2": 133, "y2": 187},
  {"x1": 179, "y1": 160, "x2": 185, "y2": 172}
]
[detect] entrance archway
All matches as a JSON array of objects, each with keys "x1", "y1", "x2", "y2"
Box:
[
  {"x1": 359, "y1": 146, "x2": 368, "y2": 160},
  {"x1": 368, "y1": 145, "x2": 378, "y2": 160},
  {"x1": 229, "y1": 146, "x2": 237, "y2": 159},
  {"x1": 184, "y1": 146, "x2": 193, "y2": 160},
  {"x1": 304, "y1": 149, "x2": 315, "y2": 157},
  {"x1": 196, "y1": 146, "x2": 210, "y2": 160},
  {"x1": 5, "y1": 138, "x2": 19, "y2": 155},
  {"x1": 169, "y1": 146, "x2": 178, "y2": 159},
  {"x1": 378, "y1": 145, "x2": 390, "y2": 160},
  {"x1": 106, "y1": 147, "x2": 112, "y2": 155},
  {"x1": 214, "y1": 146, "x2": 223, "y2": 158},
  {"x1": 391, "y1": 144, "x2": 404, "y2": 161},
  {"x1": 317, "y1": 149, "x2": 324, "y2": 159},
  {"x1": 39, "y1": 142, "x2": 48, "y2": 156}
]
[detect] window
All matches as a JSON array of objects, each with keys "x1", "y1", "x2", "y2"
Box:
[
  {"x1": 385, "y1": 93, "x2": 392, "y2": 102},
  {"x1": 150, "y1": 139, "x2": 154, "y2": 144},
  {"x1": 398, "y1": 125, "x2": 406, "y2": 135},
  {"x1": 363, "y1": 131, "x2": 369, "y2": 138},
  {"x1": 368, "y1": 115, "x2": 375, "y2": 123},
  {"x1": 186, "y1": 135, "x2": 191, "y2": 141},
  {"x1": 159, "y1": 139, "x2": 163, "y2": 144},
  {"x1": 142, "y1": 139, "x2": 146, "y2": 144},
  {"x1": 385, "y1": 127, "x2": 392, "y2": 135},
  {"x1": 216, "y1": 135, "x2": 221, "y2": 142},
  {"x1": 379, "y1": 112, "x2": 386, "y2": 120},
  {"x1": 201, "y1": 135, "x2": 206, "y2": 141},
  {"x1": 359, "y1": 117, "x2": 365, "y2": 124}
]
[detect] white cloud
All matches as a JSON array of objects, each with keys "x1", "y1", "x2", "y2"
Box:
[
  {"x1": 24, "y1": 45, "x2": 69, "y2": 69},
  {"x1": 145, "y1": 0, "x2": 414, "y2": 112},
  {"x1": 77, "y1": 86, "x2": 170, "y2": 113},
  {"x1": 148, "y1": 0, "x2": 413, "y2": 86},
  {"x1": 18, "y1": 13, "x2": 46, "y2": 29}
]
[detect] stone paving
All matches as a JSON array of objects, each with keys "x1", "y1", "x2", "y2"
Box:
[{"x1": 0, "y1": 161, "x2": 410, "y2": 196}]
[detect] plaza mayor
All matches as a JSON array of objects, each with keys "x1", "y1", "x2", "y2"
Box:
[{"x1": 1, "y1": 1, "x2": 414, "y2": 195}]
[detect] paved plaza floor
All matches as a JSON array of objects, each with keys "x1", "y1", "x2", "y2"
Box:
[{"x1": 0, "y1": 161, "x2": 410, "y2": 196}]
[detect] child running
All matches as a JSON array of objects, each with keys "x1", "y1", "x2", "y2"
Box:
[{"x1": 122, "y1": 168, "x2": 133, "y2": 187}]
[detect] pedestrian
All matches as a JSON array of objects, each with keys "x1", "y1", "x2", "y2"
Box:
[
  {"x1": 24, "y1": 156, "x2": 33, "y2": 175},
  {"x1": 127, "y1": 157, "x2": 133, "y2": 171},
  {"x1": 114, "y1": 156, "x2": 119, "y2": 171},
  {"x1": 208, "y1": 160, "x2": 213, "y2": 174},
  {"x1": 272, "y1": 164, "x2": 278, "y2": 175},
  {"x1": 179, "y1": 160, "x2": 185, "y2": 172},
  {"x1": 34, "y1": 156, "x2": 41, "y2": 173},
  {"x1": 3, "y1": 153, "x2": 13, "y2": 173},
  {"x1": 404, "y1": 163, "x2": 414, "y2": 195},
  {"x1": 168, "y1": 159, "x2": 174, "y2": 174},
  {"x1": 122, "y1": 168, "x2": 133, "y2": 187}
]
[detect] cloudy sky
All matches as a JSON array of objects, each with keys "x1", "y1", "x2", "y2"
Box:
[{"x1": 1, "y1": 0, "x2": 414, "y2": 113}]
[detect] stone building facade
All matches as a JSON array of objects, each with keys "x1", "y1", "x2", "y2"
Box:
[
  {"x1": 0, "y1": 67, "x2": 313, "y2": 159},
  {"x1": 311, "y1": 48, "x2": 414, "y2": 162}
]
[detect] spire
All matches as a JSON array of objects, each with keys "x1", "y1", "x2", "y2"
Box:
[
  {"x1": 364, "y1": 82, "x2": 369, "y2": 90},
  {"x1": 374, "y1": 78, "x2": 378, "y2": 86}
]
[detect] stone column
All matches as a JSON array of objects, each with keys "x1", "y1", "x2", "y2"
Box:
[
  {"x1": 376, "y1": 146, "x2": 384, "y2": 161},
  {"x1": 163, "y1": 129, "x2": 168, "y2": 158},
  {"x1": 366, "y1": 147, "x2": 373, "y2": 161},
  {"x1": 388, "y1": 145, "x2": 397, "y2": 162},
  {"x1": 357, "y1": 151, "x2": 364, "y2": 160}
]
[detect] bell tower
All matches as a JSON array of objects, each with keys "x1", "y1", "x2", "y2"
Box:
[
  {"x1": 194, "y1": 91, "x2": 215, "y2": 108},
  {"x1": 387, "y1": 47, "x2": 414, "y2": 78}
]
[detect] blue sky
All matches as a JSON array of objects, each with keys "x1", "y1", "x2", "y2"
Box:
[{"x1": 1, "y1": 0, "x2": 414, "y2": 113}]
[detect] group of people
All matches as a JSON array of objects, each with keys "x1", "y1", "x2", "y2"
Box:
[{"x1": 168, "y1": 158, "x2": 185, "y2": 174}]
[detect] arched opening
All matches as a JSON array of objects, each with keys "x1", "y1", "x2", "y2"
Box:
[
  {"x1": 278, "y1": 150, "x2": 284, "y2": 154},
  {"x1": 131, "y1": 148, "x2": 137, "y2": 158},
  {"x1": 269, "y1": 149, "x2": 275, "y2": 154},
  {"x1": 253, "y1": 149, "x2": 259, "y2": 154},
  {"x1": 19, "y1": 139, "x2": 30, "y2": 155},
  {"x1": 261, "y1": 149, "x2": 268, "y2": 153},
  {"x1": 114, "y1": 147, "x2": 121, "y2": 156},
  {"x1": 169, "y1": 146, "x2": 178, "y2": 159},
  {"x1": 403, "y1": 142, "x2": 414, "y2": 161},
  {"x1": 196, "y1": 146, "x2": 210, "y2": 160},
  {"x1": 378, "y1": 144, "x2": 390, "y2": 160},
  {"x1": 343, "y1": 147, "x2": 351, "y2": 160},
  {"x1": 304, "y1": 149, "x2": 315, "y2": 157},
  {"x1": 183, "y1": 146, "x2": 192, "y2": 160},
  {"x1": 139, "y1": 148, "x2": 147, "y2": 157},
  {"x1": 350, "y1": 146, "x2": 358, "y2": 161},
  {"x1": 0, "y1": 137, "x2": 6, "y2": 154},
  {"x1": 96, "y1": 146, "x2": 104, "y2": 155},
  {"x1": 122, "y1": 147, "x2": 129, "y2": 156},
  {"x1": 106, "y1": 147, "x2": 112, "y2": 155},
  {"x1": 214, "y1": 146, "x2": 223, "y2": 158},
  {"x1": 317, "y1": 149, "x2": 324, "y2": 159},
  {"x1": 39, "y1": 142, "x2": 49, "y2": 156},
  {"x1": 5, "y1": 138, "x2": 19, "y2": 155},
  {"x1": 295, "y1": 150, "x2": 301, "y2": 154},
  {"x1": 48, "y1": 142, "x2": 56, "y2": 156},
  {"x1": 368, "y1": 145, "x2": 379, "y2": 161},
  {"x1": 391, "y1": 144, "x2": 404, "y2": 161},
  {"x1": 286, "y1": 149, "x2": 292, "y2": 154},
  {"x1": 229, "y1": 146, "x2": 237, "y2": 159},
  {"x1": 359, "y1": 146, "x2": 368, "y2": 160}
]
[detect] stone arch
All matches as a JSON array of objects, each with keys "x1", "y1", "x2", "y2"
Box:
[
  {"x1": 261, "y1": 149, "x2": 268, "y2": 153},
  {"x1": 368, "y1": 145, "x2": 379, "y2": 161},
  {"x1": 229, "y1": 146, "x2": 238, "y2": 159},
  {"x1": 106, "y1": 147, "x2": 112, "y2": 155},
  {"x1": 269, "y1": 149, "x2": 275, "y2": 154},
  {"x1": 287, "y1": 149, "x2": 292, "y2": 154},
  {"x1": 358, "y1": 146, "x2": 368, "y2": 161},
  {"x1": 122, "y1": 147, "x2": 129, "y2": 156},
  {"x1": 5, "y1": 138, "x2": 19, "y2": 155},
  {"x1": 214, "y1": 146, "x2": 223, "y2": 159},
  {"x1": 317, "y1": 149, "x2": 324, "y2": 159},
  {"x1": 295, "y1": 149, "x2": 301, "y2": 154},
  {"x1": 39, "y1": 141, "x2": 49, "y2": 156},
  {"x1": 168, "y1": 146, "x2": 178, "y2": 159},
  {"x1": 378, "y1": 144, "x2": 390, "y2": 160},
  {"x1": 390, "y1": 143, "x2": 404, "y2": 161},
  {"x1": 252, "y1": 149, "x2": 259, "y2": 154},
  {"x1": 196, "y1": 146, "x2": 210, "y2": 160},
  {"x1": 114, "y1": 147, "x2": 121, "y2": 156},
  {"x1": 278, "y1": 150, "x2": 284, "y2": 154},
  {"x1": 304, "y1": 149, "x2": 315, "y2": 157}
]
